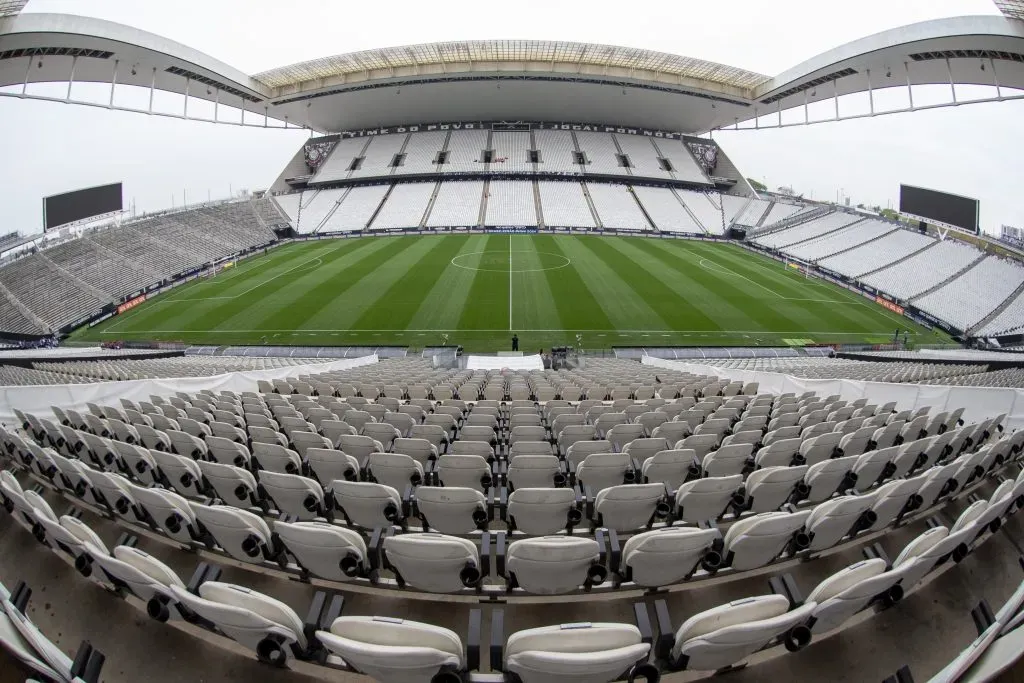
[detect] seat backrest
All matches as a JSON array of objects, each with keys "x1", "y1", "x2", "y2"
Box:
[
  {"x1": 506, "y1": 536, "x2": 601, "y2": 595},
  {"x1": 505, "y1": 623, "x2": 649, "y2": 683},
  {"x1": 675, "y1": 475, "x2": 743, "y2": 524}
]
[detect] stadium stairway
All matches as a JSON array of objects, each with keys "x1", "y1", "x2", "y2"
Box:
[
  {"x1": 0, "y1": 279, "x2": 48, "y2": 334},
  {"x1": 969, "y1": 279, "x2": 1024, "y2": 336},
  {"x1": 365, "y1": 185, "x2": 395, "y2": 230},
  {"x1": 478, "y1": 179, "x2": 490, "y2": 227},
  {"x1": 855, "y1": 238, "x2": 940, "y2": 281},
  {"x1": 630, "y1": 185, "x2": 661, "y2": 233},
  {"x1": 312, "y1": 189, "x2": 351, "y2": 234},
  {"x1": 532, "y1": 180, "x2": 545, "y2": 228},
  {"x1": 675, "y1": 190, "x2": 712, "y2": 234},
  {"x1": 753, "y1": 200, "x2": 776, "y2": 228},
  {"x1": 581, "y1": 181, "x2": 605, "y2": 228},
  {"x1": 420, "y1": 181, "x2": 444, "y2": 228},
  {"x1": 910, "y1": 251, "x2": 989, "y2": 303},
  {"x1": 35, "y1": 251, "x2": 112, "y2": 305}
]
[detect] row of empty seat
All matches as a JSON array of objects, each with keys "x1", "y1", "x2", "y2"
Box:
[
  {"x1": 0, "y1": 200, "x2": 281, "y2": 335},
  {"x1": 310, "y1": 128, "x2": 713, "y2": 185},
  {"x1": 275, "y1": 180, "x2": 734, "y2": 234}
]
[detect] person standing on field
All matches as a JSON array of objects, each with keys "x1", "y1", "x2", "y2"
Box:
[{"x1": 512, "y1": 334, "x2": 519, "y2": 351}]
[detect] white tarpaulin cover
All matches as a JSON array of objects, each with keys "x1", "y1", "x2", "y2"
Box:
[
  {"x1": 0, "y1": 355, "x2": 378, "y2": 426},
  {"x1": 466, "y1": 355, "x2": 544, "y2": 371},
  {"x1": 642, "y1": 355, "x2": 1024, "y2": 431}
]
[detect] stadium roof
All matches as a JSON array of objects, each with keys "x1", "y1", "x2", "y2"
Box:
[
  {"x1": 252, "y1": 40, "x2": 771, "y2": 92},
  {"x1": 1, "y1": 13, "x2": 1023, "y2": 134},
  {"x1": 0, "y1": 1, "x2": 28, "y2": 18}
]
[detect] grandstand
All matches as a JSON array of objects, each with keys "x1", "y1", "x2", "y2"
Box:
[{"x1": 4, "y1": 5, "x2": 1024, "y2": 683}]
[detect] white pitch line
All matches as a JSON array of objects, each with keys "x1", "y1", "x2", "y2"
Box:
[
  {"x1": 508, "y1": 234, "x2": 513, "y2": 332},
  {"x1": 99, "y1": 328, "x2": 925, "y2": 335}
]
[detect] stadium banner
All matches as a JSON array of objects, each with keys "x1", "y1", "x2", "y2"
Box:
[
  {"x1": 486, "y1": 227, "x2": 539, "y2": 234},
  {"x1": 331, "y1": 120, "x2": 703, "y2": 141},
  {"x1": 875, "y1": 297, "x2": 905, "y2": 315},
  {"x1": 641, "y1": 356, "x2": 1024, "y2": 431},
  {"x1": 117, "y1": 295, "x2": 147, "y2": 314},
  {"x1": 0, "y1": 355, "x2": 378, "y2": 425}
]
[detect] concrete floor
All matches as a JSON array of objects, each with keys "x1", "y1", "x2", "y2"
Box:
[{"x1": 2, "y1": 469, "x2": 1023, "y2": 683}]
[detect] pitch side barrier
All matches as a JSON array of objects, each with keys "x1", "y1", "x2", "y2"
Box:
[
  {"x1": 0, "y1": 355, "x2": 378, "y2": 427},
  {"x1": 739, "y1": 242, "x2": 950, "y2": 335},
  {"x1": 288, "y1": 226, "x2": 732, "y2": 240},
  {"x1": 641, "y1": 355, "x2": 1024, "y2": 432}
]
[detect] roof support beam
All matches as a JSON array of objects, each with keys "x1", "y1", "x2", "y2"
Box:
[
  {"x1": 866, "y1": 69, "x2": 875, "y2": 115},
  {"x1": 65, "y1": 55, "x2": 76, "y2": 102},
  {"x1": 20, "y1": 54, "x2": 30, "y2": 95},
  {"x1": 108, "y1": 59, "x2": 117, "y2": 108},
  {"x1": 905, "y1": 61, "x2": 915, "y2": 110},
  {"x1": 148, "y1": 67, "x2": 155, "y2": 114},
  {"x1": 946, "y1": 58, "x2": 958, "y2": 104}
]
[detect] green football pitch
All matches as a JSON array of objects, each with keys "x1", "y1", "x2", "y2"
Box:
[{"x1": 74, "y1": 234, "x2": 949, "y2": 351}]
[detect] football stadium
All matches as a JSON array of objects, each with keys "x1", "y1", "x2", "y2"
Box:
[{"x1": 3, "y1": 1, "x2": 1024, "y2": 682}]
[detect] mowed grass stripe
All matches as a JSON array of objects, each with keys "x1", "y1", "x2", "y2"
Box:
[
  {"x1": 275, "y1": 237, "x2": 425, "y2": 331},
  {"x1": 533, "y1": 235, "x2": 613, "y2": 331},
  {"x1": 185, "y1": 238, "x2": 388, "y2": 333},
  {"x1": 457, "y1": 234, "x2": 510, "y2": 331},
  {"x1": 511, "y1": 235, "x2": 562, "y2": 332},
  {"x1": 555, "y1": 236, "x2": 668, "y2": 331},
  {"x1": 610, "y1": 238, "x2": 754, "y2": 331},
  {"x1": 110, "y1": 241, "x2": 343, "y2": 333},
  {"x1": 650, "y1": 239, "x2": 848, "y2": 333},
  {"x1": 673, "y1": 241, "x2": 904, "y2": 334},
  {"x1": 406, "y1": 234, "x2": 490, "y2": 331},
  {"x1": 706, "y1": 243, "x2": 919, "y2": 333},
  {"x1": 349, "y1": 235, "x2": 466, "y2": 330},
  {"x1": 581, "y1": 237, "x2": 719, "y2": 331}
]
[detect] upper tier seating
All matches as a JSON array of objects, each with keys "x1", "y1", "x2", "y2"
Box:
[
  {"x1": 348, "y1": 133, "x2": 408, "y2": 179},
  {"x1": 533, "y1": 130, "x2": 582, "y2": 174},
  {"x1": 915, "y1": 256, "x2": 1024, "y2": 331},
  {"x1": 614, "y1": 135, "x2": 673, "y2": 180},
  {"x1": 753, "y1": 211, "x2": 861, "y2": 250},
  {"x1": 393, "y1": 130, "x2": 447, "y2": 176},
  {"x1": 817, "y1": 228, "x2": 933, "y2": 279},
  {"x1": 309, "y1": 137, "x2": 369, "y2": 184},
  {"x1": 576, "y1": 132, "x2": 624, "y2": 175},
  {"x1": 490, "y1": 131, "x2": 534, "y2": 174},
  {"x1": 784, "y1": 219, "x2": 894, "y2": 262},
  {"x1": 860, "y1": 238, "x2": 981, "y2": 301},
  {"x1": 443, "y1": 129, "x2": 489, "y2": 174},
  {"x1": 760, "y1": 201, "x2": 804, "y2": 227}
]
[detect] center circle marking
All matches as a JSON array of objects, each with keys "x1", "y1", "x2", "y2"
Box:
[{"x1": 450, "y1": 250, "x2": 572, "y2": 273}]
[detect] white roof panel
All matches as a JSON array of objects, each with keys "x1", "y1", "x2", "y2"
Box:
[{"x1": 253, "y1": 40, "x2": 770, "y2": 91}]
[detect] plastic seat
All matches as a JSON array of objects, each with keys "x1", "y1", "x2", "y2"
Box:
[
  {"x1": 670, "y1": 594, "x2": 817, "y2": 671},
  {"x1": 593, "y1": 483, "x2": 668, "y2": 532},
  {"x1": 802, "y1": 455, "x2": 858, "y2": 503},
  {"x1": 741, "y1": 465, "x2": 808, "y2": 513},
  {"x1": 754, "y1": 438, "x2": 802, "y2": 468},
  {"x1": 384, "y1": 533, "x2": 482, "y2": 592},
  {"x1": 305, "y1": 448, "x2": 360, "y2": 486},
  {"x1": 804, "y1": 495, "x2": 875, "y2": 552},
  {"x1": 414, "y1": 486, "x2": 489, "y2": 534},
  {"x1": 722, "y1": 510, "x2": 811, "y2": 571},
  {"x1": 251, "y1": 442, "x2": 302, "y2": 475},
  {"x1": 507, "y1": 455, "x2": 564, "y2": 490},
  {"x1": 435, "y1": 454, "x2": 493, "y2": 492},
  {"x1": 505, "y1": 622, "x2": 651, "y2": 683},
  {"x1": 702, "y1": 443, "x2": 755, "y2": 478},
  {"x1": 258, "y1": 471, "x2": 325, "y2": 520},
  {"x1": 88, "y1": 545, "x2": 185, "y2": 608},
  {"x1": 507, "y1": 488, "x2": 580, "y2": 535},
  {"x1": 129, "y1": 484, "x2": 199, "y2": 544},
  {"x1": 330, "y1": 480, "x2": 403, "y2": 529},
  {"x1": 506, "y1": 536, "x2": 604, "y2": 595},
  {"x1": 149, "y1": 449, "x2": 205, "y2": 497},
  {"x1": 622, "y1": 527, "x2": 723, "y2": 586},
  {"x1": 565, "y1": 440, "x2": 613, "y2": 467},
  {"x1": 366, "y1": 452, "x2": 424, "y2": 492},
  {"x1": 621, "y1": 438, "x2": 670, "y2": 466},
  {"x1": 674, "y1": 475, "x2": 743, "y2": 524},
  {"x1": 198, "y1": 460, "x2": 259, "y2": 508},
  {"x1": 642, "y1": 449, "x2": 699, "y2": 490},
  {"x1": 576, "y1": 452, "x2": 632, "y2": 495},
  {"x1": 316, "y1": 617, "x2": 464, "y2": 683},
  {"x1": 192, "y1": 504, "x2": 273, "y2": 563},
  {"x1": 205, "y1": 436, "x2": 251, "y2": 468},
  {"x1": 168, "y1": 582, "x2": 307, "y2": 663},
  {"x1": 273, "y1": 521, "x2": 367, "y2": 581}
]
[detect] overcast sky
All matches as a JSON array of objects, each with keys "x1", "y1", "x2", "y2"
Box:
[{"x1": 1, "y1": 0, "x2": 1022, "y2": 234}]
